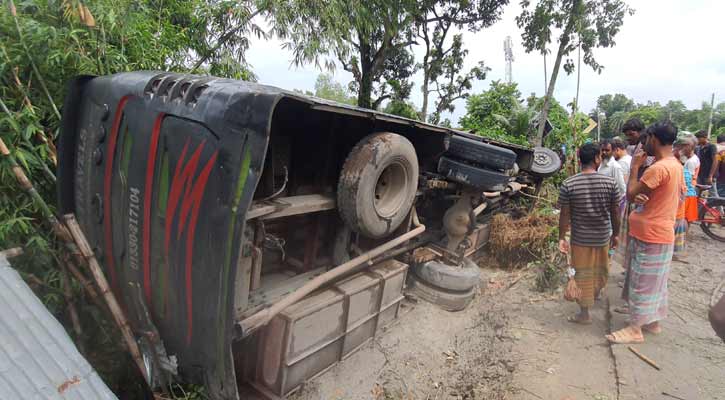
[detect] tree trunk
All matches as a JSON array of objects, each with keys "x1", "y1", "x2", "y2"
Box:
[
  {"x1": 534, "y1": 0, "x2": 583, "y2": 147},
  {"x1": 420, "y1": 69, "x2": 430, "y2": 121},
  {"x1": 419, "y1": 36, "x2": 431, "y2": 120},
  {"x1": 534, "y1": 17, "x2": 576, "y2": 146},
  {"x1": 534, "y1": 45, "x2": 564, "y2": 147},
  {"x1": 357, "y1": 42, "x2": 374, "y2": 109}
]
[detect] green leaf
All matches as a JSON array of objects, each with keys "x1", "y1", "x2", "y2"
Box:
[{"x1": 24, "y1": 124, "x2": 35, "y2": 141}]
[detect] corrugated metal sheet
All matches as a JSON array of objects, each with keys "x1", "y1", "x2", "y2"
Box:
[{"x1": 0, "y1": 255, "x2": 118, "y2": 400}]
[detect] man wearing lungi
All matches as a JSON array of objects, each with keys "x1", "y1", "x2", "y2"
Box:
[
  {"x1": 558, "y1": 143, "x2": 622, "y2": 324},
  {"x1": 607, "y1": 121, "x2": 685, "y2": 344}
]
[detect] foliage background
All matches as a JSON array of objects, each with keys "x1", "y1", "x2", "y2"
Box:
[{"x1": 1, "y1": 0, "x2": 261, "y2": 397}]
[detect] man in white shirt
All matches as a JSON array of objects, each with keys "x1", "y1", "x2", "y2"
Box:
[
  {"x1": 598, "y1": 139, "x2": 626, "y2": 195},
  {"x1": 612, "y1": 137, "x2": 632, "y2": 181}
]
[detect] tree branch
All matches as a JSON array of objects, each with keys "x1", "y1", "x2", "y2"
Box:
[
  {"x1": 424, "y1": 15, "x2": 482, "y2": 25},
  {"x1": 340, "y1": 58, "x2": 361, "y2": 83},
  {"x1": 191, "y1": 8, "x2": 263, "y2": 72},
  {"x1": 372, "y1": 94, "x2": 391, "y2": 110},
  {"x1": 371, "y1": 35, "x2": 393, "y2": 78}
]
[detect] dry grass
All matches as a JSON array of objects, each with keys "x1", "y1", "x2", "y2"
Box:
[{"x1": 488, "y1": 212, "x2": 557, "y2": 268}]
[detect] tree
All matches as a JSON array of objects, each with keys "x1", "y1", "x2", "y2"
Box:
[
  {"x1": 426, "y1": 35, "x2": 489, "y2": 124},
  {"x1": 459, "y1": 81, "x2": 528, "y2": 144},
  {"x1": 591, "y1": 93, "x2": 634, "y2": 137},
  {"x1": 373, "y1": 44, "x2": 418, "y2": 109},
  {"x1": 625, "y1": 102, "x2": 662, "y2": 126},
  {"x1": 307, "y1": 74, "x2": 356, "y2": 105},
  {"x1": 414, "y1": 0, "x2": 509, "y2": 122},
  {"x1": 189, "y1": 1, "x2": 267, "y2": 79},
  {"x1": 662, "y1": 100, "x2": 687, "y2": 123},
  {"x1": 271, "y1": 0, "x2": 419, "y2": 109},
  {"x1": 595, "y1": 93, "x2": 634, "y2": 117},
  {"x1": 383, "y1": 99, "x2": 421, "y2": 119},
  {"x1": 516, "y1": 0, "x2": 633, "y2": 146},
  {"x1": 0, "y1": 1, "x2": 266, "y2": 393}
]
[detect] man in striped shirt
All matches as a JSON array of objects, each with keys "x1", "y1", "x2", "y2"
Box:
[{"x1": 558, "y1": 142, "x2": 623, "y2": 324}]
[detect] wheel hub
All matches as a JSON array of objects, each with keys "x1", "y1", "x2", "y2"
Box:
[
  {"x1": 374, "y1": 162, "x2": 408, "y2": 218},
  {"x1": 534, "y1": 152, "x2": 551, "y2": 166}
]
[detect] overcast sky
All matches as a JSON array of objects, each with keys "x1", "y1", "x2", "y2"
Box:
[{"x1": 246, "y1": 0, "x2": 725, "y2": 125}]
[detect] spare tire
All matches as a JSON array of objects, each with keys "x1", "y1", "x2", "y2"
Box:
[
  {"x1": 406, "y1": 276, "x2": 475, "y2": 312},
  {"x1": 528, "y1": 147, "x2": 561, "y2": 177},
  {"x1": 447, "y1": 135, "x2": 517, "y2": 170},
  {"x1": 414, "y1": 258, "x2": 480, "y2": 292},
  {"x1": 438, "y1": 157, "x2": 510, "y2": 191},
  {"x1": 338, "y1": 132, "x2": 419, "y2": 239}
]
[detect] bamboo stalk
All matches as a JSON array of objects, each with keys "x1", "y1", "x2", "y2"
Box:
[
  {"x1": 0, "y1": 136, "x2": 55, "y2": 216},
  {"x1": 8, "y1": 0, "x2": 62, "y2": 121},
  {"x1": 0, "y1": 97, "x2": 56, "y2": 183},
  {"x1": 0, "y1": 135, "x2": 100, "y2": 303},
  {"x1": 0, "y1": 44, "x2": 58, "y2": 165},
  {"x1": 64, "y1": 214, "x2": 149, "y2": 383},
  {"x1": 0, "y1": 247, "x2": 23, "y2": 259},
  {"x1": 60, "y1": 264, "x2": 85, "y2": 354},
  {"x1": 55, "y1": 251, "x2": 105, "y2": 311}
]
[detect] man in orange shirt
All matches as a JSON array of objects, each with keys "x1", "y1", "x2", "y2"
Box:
[{"x1": 607, "y1": 122, "x2": 684, "y2": 344}]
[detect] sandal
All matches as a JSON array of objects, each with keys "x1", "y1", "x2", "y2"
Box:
[
  {"x1": 642, "y1": 322, "x2": 662, "y2": 334},
  {"x1": 567, "y1": 315, "x2": 592, "y2": 325},
  {"x1": 613, "y1": 305, "x2": 630, "y2": 314},
  {"x1": 606, "y1": 327, "x2": 644, "y2": 344}
]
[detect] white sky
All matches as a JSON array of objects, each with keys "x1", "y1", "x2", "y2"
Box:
[{"x1": 246, "y1": 0, "x2": 725, "y2": 124}]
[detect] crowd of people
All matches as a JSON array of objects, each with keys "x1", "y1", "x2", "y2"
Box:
[{"x1": 556, "y1": 117, "x2": 725, "y2": 344}]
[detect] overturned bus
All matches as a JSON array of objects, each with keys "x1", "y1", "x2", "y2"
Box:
[{"x1": 57, "y1": 72, "x2": 560, "y2": 399}]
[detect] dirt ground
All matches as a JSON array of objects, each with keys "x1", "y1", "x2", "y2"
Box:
[{"x1": 287, "y1": 228, "x2": 725, "y2": 400}]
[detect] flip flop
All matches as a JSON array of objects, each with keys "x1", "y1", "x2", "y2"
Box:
[
  {"x1": 613, "y1": 305, "x2": 629, "y2": 314},
  {"x1": 567, "y1": 315, "x2": 593, "y2": 325},
  {"x1": 642, "y1": 323, "x2": 662, "y2": 334},
  {"x1": 606, "y1": 327, "x2": 644, "y2": 344}
]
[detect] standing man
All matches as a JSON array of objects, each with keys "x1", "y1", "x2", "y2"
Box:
[
  {"x1": 695, "y1": 130, "x2": 719, "y2": 188},
  {"x1": 607, "y1": 122, "x2": 684, "y2": 344},
  {"x1": 558, "y1": 143, "x2": 622, "y2": 324},
  {"x1": 612, "y1": 137, "x2": 632, "y2": 180},
  {"x1": 622, "y1": 118, "x2": 646, "y2": 155},
  {"x1": 598, "y1": 139, "x2": 627, "y2": 195}
]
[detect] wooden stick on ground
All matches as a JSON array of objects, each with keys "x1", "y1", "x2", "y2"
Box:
[
  {"x1": 64, "y1": 214, "x2": 149, "y2": 383},
  {"x1": 628, "y1": 346, "x2": 661, "y2": 371},
  {"x1": 661, "y1": 392, "x2": 687, "y2": 400}
]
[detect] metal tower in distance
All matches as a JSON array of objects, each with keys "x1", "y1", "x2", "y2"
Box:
[{"x1": 504, "y1": 36, "x2": 514, "y2": 84}]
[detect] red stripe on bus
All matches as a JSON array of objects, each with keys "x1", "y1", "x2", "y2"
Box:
[
  {"x1": 143, "y1": 113, "x2": 164, "y2": 307},
  {"x1": 103, "y1": 95, "x2": 131, "y2": 292},
  {"x1": 184, "y1": 150, "x2": 218, "y2": 344}
]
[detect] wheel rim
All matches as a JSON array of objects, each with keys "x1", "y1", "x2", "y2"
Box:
[
  {"x1": 374, "y1": 161, "x2": 408, "y2": 218},
  {"x1": 702, "y1": 218, "x2": 725, "y2": 241},
  {"x1": 534, "y1": 151, "x2": 552, "y2": 167}
]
